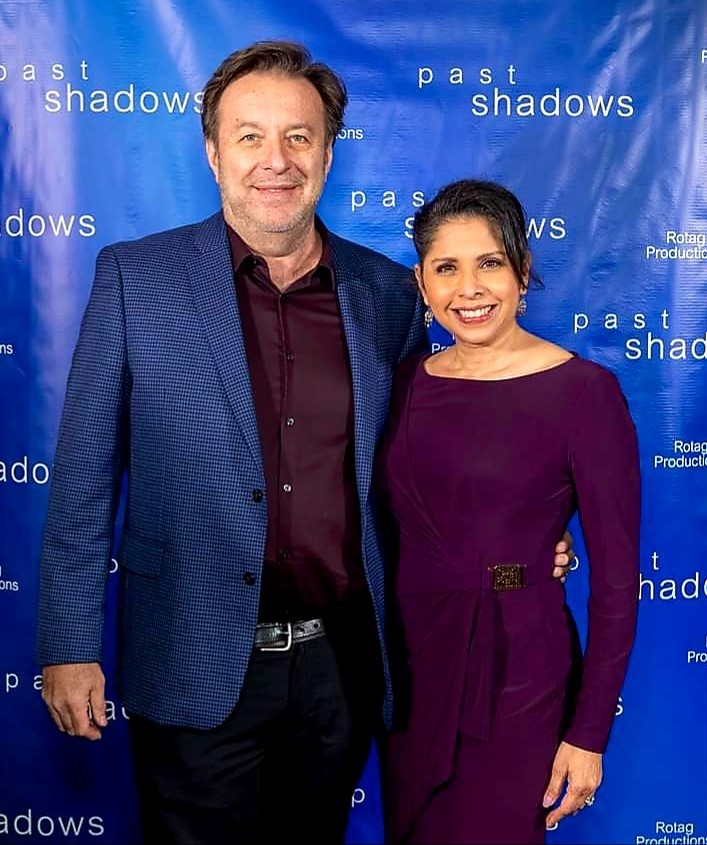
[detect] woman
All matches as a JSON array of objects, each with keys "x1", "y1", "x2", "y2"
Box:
[{"x1": 379, "y1": 180, "x2": 640, "y2": 844}]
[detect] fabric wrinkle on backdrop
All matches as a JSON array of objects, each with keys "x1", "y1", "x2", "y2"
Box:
[{"x1": 0, "y1": 2, "x2": 705, "y2": 844}]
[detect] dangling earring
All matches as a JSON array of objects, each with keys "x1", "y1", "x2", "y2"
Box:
[
  {"x1": 516, "y1": 296, "x2": 527, "y2": 317},
  {"x1": 424, "y1": 307, "x2": 434, "y2": 328}
]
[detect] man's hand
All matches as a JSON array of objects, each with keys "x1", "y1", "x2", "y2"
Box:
[
  {"x1": 552, "y1": 530, "x2": 574, "y2": 580},
  {"x1": 41, "y1": 663, "x2": 107, "y2": 740},
  {"x1": 543, "y1": 741, "x2": 602, "y2": 828}
]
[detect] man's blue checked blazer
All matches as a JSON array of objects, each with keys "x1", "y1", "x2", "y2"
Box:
[{"x1": 36, "y1": 212, "x2": 426, "y2": 729}]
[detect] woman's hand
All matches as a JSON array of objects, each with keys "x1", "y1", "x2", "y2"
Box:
[{"x1": 543, "y1": 741, "x2": 602, "y2": 828}]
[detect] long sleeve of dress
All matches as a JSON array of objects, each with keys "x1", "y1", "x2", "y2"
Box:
[{"x1": 563, "y1": 365, "x2": 641, "y2": 753}]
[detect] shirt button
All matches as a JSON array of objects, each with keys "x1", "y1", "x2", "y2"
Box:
[
  {"x1": 282, "y1": 483, "x2": 292, "y2": 493},
  {"x1": 242, "y1": 572, "x2": 256, "y2": 586},
  {"x1": 251, "y1": 489, "x2": 264, "y2": 502},
  {"x1": 278, "y1": 548, "x2": 291, "y2": 560},
  {"x1": 286, "y1": 351, "x2": 294, "y2": 363},
  {"x1": 286, "y1": 417, "x2": 295, "y2": 427}
]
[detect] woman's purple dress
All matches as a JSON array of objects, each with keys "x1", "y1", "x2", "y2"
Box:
[{"x1": 379, "y1": 354, "x2": 640, "y2": 845}]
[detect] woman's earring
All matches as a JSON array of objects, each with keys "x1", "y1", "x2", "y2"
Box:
[
  {"x1": 516, "y1": 297, "x2": 527, "y2": 317},
  {"x1": 424, "y1": 307, "x2": 434, "y2": 328}
]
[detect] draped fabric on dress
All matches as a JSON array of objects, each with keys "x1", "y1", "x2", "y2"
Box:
[{"x1": 378, "y1": 354, "x2": 640, "y2": 845}]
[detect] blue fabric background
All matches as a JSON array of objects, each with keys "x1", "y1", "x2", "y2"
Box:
[{"x1": 1, "y1": 2, "x2": 705, "y2": 842}]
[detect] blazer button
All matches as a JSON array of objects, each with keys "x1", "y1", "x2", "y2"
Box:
[
  {"x1": 242, "y1": 572, "x2": 256, "y2": 586},
  {"x1": 251, "y1": 489, "x2": 263, "y2": 502}
]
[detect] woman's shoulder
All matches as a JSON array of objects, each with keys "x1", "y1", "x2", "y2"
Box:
[
  {"x1": 562, "y1": 357, "x2": 635, "y2": 435},
  {"x1": 566, "y1": 355, "x2": 624, "y2": 391},
  {"x1": 528, "y1": 337, "x2": 622, "y2": 388}
]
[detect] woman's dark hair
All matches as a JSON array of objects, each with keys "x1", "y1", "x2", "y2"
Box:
[
  {"x1": 412, "y1": 180, "x2": 542, "y2": 289},
  {"x1": 201, "y1": 41, "x2": 347, "y2": 145}
]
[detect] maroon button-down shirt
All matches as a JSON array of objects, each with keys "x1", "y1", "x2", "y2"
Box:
[{"x1": 227, "y1": 223, "x2": 366, "y2": 622}]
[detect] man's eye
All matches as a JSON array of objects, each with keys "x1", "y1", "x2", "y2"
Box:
[
  {"x1": 288, "y1": 134, "x2": 309, "y2": 144},
  {"x1": 240, "y1": 134, "x2": 259, "y2": 143}
]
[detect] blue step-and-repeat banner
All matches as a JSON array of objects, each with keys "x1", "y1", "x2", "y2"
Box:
[{"x1": 1, "y1": 2, "x2": 706, "y2": 843}]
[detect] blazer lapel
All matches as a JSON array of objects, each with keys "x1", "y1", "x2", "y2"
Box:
[
  {"x1": 187, "y1": 213, "x2": 262, "y2": 467},
  {"x1": 331, "y1": 236, "x2": 379, "y2": 507}
]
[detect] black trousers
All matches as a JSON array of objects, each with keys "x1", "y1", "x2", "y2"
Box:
[{"x1": 128, "y1": 605, "x2": 382, "y2": 845}]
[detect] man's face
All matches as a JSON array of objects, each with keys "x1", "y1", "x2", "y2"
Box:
[{"x1": 206, "y1": 71, "x2": 333, "y2": 241}]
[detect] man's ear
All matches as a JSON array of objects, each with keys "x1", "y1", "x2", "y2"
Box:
[
  {"x1": 205, "y1": 138, "x2": 220, "y2": 183},
  {"x1": 324, "y1": 143, "x2": 333, "y2": 176},
  {"x1": 414, "y1": 264, "x2": 429, "y2": 305}
]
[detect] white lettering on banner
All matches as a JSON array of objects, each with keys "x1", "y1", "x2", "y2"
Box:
[
  {"x1": 0, "y1": 564, "x2": 20, "y2": 592},
  {"x1": 644, "y1": 230, "x2": 706, "y2": 260},
  {"x1": 645, "y1": 247, "x2": 707, "y2": 260},
  {"x1": 653, "y1": 440, "x2": 707, "y2": 471},
  {"x1": 0, "y1": 209, "x2": 96, "y2": 238},
  {"x1": 44, "y1": 83, "x2": 204, "y2": 115},
  {"x1": 686, "y1": 632, "x2": 707, "y2": 665},
  {"x1": 573, "y1": 310, "x2": 669, "y2": 334},
  {"x1": 0, "y1": 343, "x2": 13, "y2": 354},
  {"x1": 686, "y1": 651, "x2": 707, "y2": 663},
  {"x1": 526, "y1": 217, "x2": 567, "y2": 240},
  {"x1": 639, "y1": 570, "x2": 707, "y2": 601},
  {"x1": 0, "y1": 59, "x2": 89, "y2": 84},
  {"x1": 0, "y1": 809, "x2": 105, "y2": 837},
  {"x1": 0, "y1": 57, "x2": 202, "y2": 117},
  {"x1": 624, "y1": 333, "x2": 707, "y2": 361},
  {"x1": 632, "y1": 820, "x2": 707, "y2": 843},
  {"x1": 571, "y1": 308, "x2": 707, "y2": 362},
  {"x1": 404, "y1": 213, "x2": 565, "y2": 242},
  {"x1": 336, "y1": 127, "x2": 364, "y2": 140},
  {"x1": 0, "y1": 456, "x2": 50, "y2": 485},
  {"x1": 409, "y1": 214, "x2": 565, "y2": 242},
  {"x1": 350, "y1": 189, "x2": 426, "y2": 212},
  {"x1": 665, "y1": 231, "x2": 706, "y2": 246},
  {"x1": 702, "y1": 49, "x2": 707, "y2": 64},
  {"x1": 351, "y1": 788, "x2": 366, "y2": 808},
  {"x1": 639, "y1": 552, "x2": 707, "y2": 601},
  {"x1": 415, "y1": 64, "x2": 634, "y2": 118},
  {"x1": 348, "y1": 187, "x2": 565, "y2": 242},
  {"x1": 657, "y1": 822, "x2": 695, "y2": 833}
]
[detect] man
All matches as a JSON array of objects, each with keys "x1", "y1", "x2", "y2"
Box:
[{"x1": 37, "y1": 41, "x2": 572, "y2": 844}]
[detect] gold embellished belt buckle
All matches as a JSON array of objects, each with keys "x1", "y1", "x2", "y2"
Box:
[{"x1": 490, "y1": 563, "x2": 526, "y2": 591}]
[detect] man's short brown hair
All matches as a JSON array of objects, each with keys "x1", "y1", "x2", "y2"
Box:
[{"x1": 201, "y1": 41, "x2": 348, "y2": 145}]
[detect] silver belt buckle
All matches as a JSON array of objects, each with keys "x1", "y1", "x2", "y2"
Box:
[{"x1": 260, "y1": 622, "x2": 293, "y2": 651}]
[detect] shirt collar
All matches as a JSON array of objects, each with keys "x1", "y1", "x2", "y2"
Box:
[{"x1": 226, "y1": 217, "x2": 335, "y2": 289}]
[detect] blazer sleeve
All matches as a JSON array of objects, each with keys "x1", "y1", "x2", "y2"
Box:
[
  {"x1": 563, "y1": 366, "x2": 641, "y2": 753},
  {"x1": 397, "y1": 291, "x2": 428, "y2": 364},
  {"x1": 36, "y1": 246, "x2": 130, "y2": 666}
]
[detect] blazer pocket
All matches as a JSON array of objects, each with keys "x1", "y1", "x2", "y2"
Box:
[{"x1": 120, "y1": 531, "x2": 164, "y2": 579}]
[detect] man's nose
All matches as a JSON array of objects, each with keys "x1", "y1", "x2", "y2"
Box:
[{"x1": 260, "y1": 138, "x2": 289, "y2": 173}]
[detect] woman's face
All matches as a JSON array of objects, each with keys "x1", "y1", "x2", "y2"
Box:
[{"x1": 416, "y1": 215, "x2": 528, "y2": 347}]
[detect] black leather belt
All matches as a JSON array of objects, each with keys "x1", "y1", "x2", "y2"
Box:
[{"x1": 253, "y1": 618, "x2": 326, "y2": 651}]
